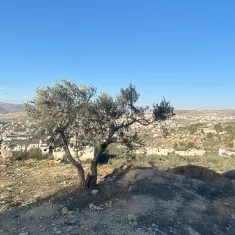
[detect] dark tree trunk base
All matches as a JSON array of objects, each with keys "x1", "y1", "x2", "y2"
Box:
[{"x1": 85, "y1": 173, "x2": 97, "y2": 188}]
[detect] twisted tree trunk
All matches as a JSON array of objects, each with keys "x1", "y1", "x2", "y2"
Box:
[
  {"x1": 60, "y1": 132, "x2": 86, "y2": 188},
  {"x1": 85, "y1": 143, "x2": 108, "y2": 188}
]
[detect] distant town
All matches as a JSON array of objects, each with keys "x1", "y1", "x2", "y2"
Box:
[{"x1": 1, "y1": 106, "x2": 235, "y2": 160}]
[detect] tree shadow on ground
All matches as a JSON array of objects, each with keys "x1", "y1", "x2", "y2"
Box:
[{"x1": 0, "y1": 164, "x2": 235, "y2": 235}]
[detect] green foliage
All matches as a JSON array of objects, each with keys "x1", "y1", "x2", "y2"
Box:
[
  {"x1": 28, "y1": 148, "x2": 43, "y2": 160},
  {"x1": 225, "y1": 125, "x2": 233, "y2": 133},
  {"x1": 189, "y1": 127, "x2": 197, "y2": 135},
  {"x1": 228, "y1": 142, "x2": 234, "y2": 148},
  {"x1": 207, "y1": 133, "x2": 214, "y2": 139},
  {"x1": 153, "y1": 98, "x2": 175, "y2": 121},
  {"x1": 187, "y1": 123, "x2": 204, "y2": 135},
  {"x1": 13, "y1": 148, "x2": 44, "y2": 161},
  {"x1": 13, "y1": 151, "x2": 28, "y2": 161},
  {"x1": 24, "y1": 80, "x2": 96, "y2": 149},
  {"x1": 173, "y1": 141, "x2": 195, "y2": 151},
  {"x1": 173, "y1": 142, "x2": 178, "y2": 149},
  {"x1": 89, "y1": 84, "x2": 175, "y2": 153},
  {"x1": 186, "y1": 141, "x2": 195, "y2": 149},
  {"x1": 25, "y1": 80, "x2": 175, "y2": 187},
  {"x1": 214, "y1": 123, "x2": 223, "y2": 133}
]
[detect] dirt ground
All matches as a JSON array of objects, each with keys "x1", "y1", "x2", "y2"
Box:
[{"x1": 1, "y1": 160, "x2": 235, "y2": 235}]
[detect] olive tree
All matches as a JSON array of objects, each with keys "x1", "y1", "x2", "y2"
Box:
[
  {"x1": 84, "y1": 84, "x2": 175, "y2": 187},
  {"x1": 25, "y1": 81, "x2": 175, "y2": 189},
  {"x1": 24, "y1": 80, "x2": 96, "y2": 187}
]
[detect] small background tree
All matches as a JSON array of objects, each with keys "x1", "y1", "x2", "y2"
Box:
[{"x1": 214, "y1": 123, "x2": 223, "y2": 133}]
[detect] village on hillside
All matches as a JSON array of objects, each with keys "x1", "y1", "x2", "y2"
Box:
[{"x1": 1, "y1": 110, "x2": 235, "y2": 161}]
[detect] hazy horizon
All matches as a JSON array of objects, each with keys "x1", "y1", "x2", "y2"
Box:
[{"x1": 0, "y1": 1, "x2": 234, "y2": 110}]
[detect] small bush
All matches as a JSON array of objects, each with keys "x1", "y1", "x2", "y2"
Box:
[
  {"x1": 13, "y1": 148, "x2": 44, "y2": 161},
  {"x1": 214, "y1": 123, "x2": 223, "y2": 133},
  {"x1": 13, "y1": 151, "x2": 28, "y2": 161},
  {"x1": 27, "y1": 148, "x2": 43, "y2": 160},
  {"x1": 227, "y1": 142, "x2": 234, "y2": 148},
  {"x1": 186, "y1": 142, "x2": 195, "y2": 149},
  {"x1": 207, "y1": 133, "x2": 213, "y2": 139}
]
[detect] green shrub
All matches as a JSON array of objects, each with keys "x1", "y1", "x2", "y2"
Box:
[
  {"x1": 207, "y1": 133, "x2": 213, "y2": 139},
  {"x1": 214, "y1": 123, "x2": 223, "y2": 133},
  {"x1": 186, "y1": 141, "x2": 195, "y2": 149},
  {"x1": 227, "y1": 142, "x2": 234, "y2": 148},
  {"x1": 13, "y1": 148, "x2": 44, "y2": 161},
  {"x1": 27, "y1": 148, "x2": 43, "y2": 160},
  {"x1": 13, "y1": 151, "x2": 28, "y2": 161},
  {"x1": 225, "y1": 125, "x2": 233, "y2": 134}
]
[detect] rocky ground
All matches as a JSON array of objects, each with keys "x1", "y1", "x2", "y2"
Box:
[{"x1": 1, "y1": 160, "x2": 235, "y2": 235}]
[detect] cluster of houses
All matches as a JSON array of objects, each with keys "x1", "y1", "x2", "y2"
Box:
[
  {"x1": 0, "y1": 139, "x2": 95, "y2": 161},
  {"x1": 136, "y1": 147, "x2": 206, "y2": 157},
  {"x1": 1, "y1": 138, "x2": 235, "y2": 162}
]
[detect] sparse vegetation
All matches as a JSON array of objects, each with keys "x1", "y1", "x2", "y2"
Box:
[
  {"x1": 214, "y1": 123, "x2": 223, "y2": 133},
  {"x1": 12, "y1": 148, "x2": 44, "y2": 161},
  {"x1": 207, "y1": 132, "x2": 214, "y2": 139}
]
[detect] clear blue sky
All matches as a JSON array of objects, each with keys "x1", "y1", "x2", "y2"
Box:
[{"x1": 0, "y1": 0, "x2": 234, "y2": 109}]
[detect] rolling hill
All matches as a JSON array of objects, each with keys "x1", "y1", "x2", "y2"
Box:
[{"x1": 0, "y1": 102, "x2": 23, "y2": 114}]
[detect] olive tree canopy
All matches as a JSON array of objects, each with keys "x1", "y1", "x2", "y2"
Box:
[
  {"x1": 24, "y1": 79, "x2": 96, "y2": 148},
  {"x1": 25, "y1": 81, "x2": 175, "y2": 188},
  {"x1": 24, "y1": 80, "x2": 96, "y2": 187}
]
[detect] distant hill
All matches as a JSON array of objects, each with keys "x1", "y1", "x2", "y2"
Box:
[{"x1": 0, "y1": 102, "x2": 23, "y2": 114}]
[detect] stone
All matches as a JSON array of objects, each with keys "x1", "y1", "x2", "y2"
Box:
[
  {"x1": 80, "y1": 225, "x2": 88, "y2": 230},
  {"x1": 62, "y1": 207, "x2": 69, "y2": 215},
  {"x1": 67, "y1": 211, "x2": 76, "y2": 219},
  {"x1": 91, "y1": 190, "x2": 99, "y2": 195},
  {"x1": 69, "y1": 219, "x2": 79, "y2": 225},
  {"x1": 187, "y1": 227, "x2": 201, "y2": 235},
  {"x1": 55, "y1": 230, "x2": 62, "y2": 235},
  {"x1": 89, "y1": 203, "x2": 94, "y2": 209},
  {"x1": 128, "y1": 214, "x2": 136, "y2": 222},
  {"x1": 133, "y1": 222, "x2": 138, "y2": 227},
  {"x1": 66, "y1": 226, "x2": 74, "y2": 232}
]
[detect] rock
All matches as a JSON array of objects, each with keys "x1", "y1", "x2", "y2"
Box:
[
  {"x1": 89, "y1": 203, "x2": 94, "y2": 209},
  {"x1": 66, "y1": 226, "x2": 74, "y2": 232},
  {"x1": 128, "y1": 214, "x2": 136, "y2": 222},
  {"x1": 55, "y1": 230, "x2": 62, "y2": 235},
  {"x1": 67, "y1": 211, "x2": 76, "y2": 219},
  {"x1": 187, "y1": 227, "x2": 201, "y2": 235},
  {"x1": 69, "y1": 219, "x2": 79, "y2": 225},
  {"x1": 91, "y1": 190, "x2": 99, "y2": 195},
  {"x1": 62, "y1": 207, "x2": 69, "y2": 215},
  {"x1": 80, "y1": 225, "x2": 88, "y2": 230},
  {"x1": 132, "y1": 222, "x2": 138, "y2": 227}
]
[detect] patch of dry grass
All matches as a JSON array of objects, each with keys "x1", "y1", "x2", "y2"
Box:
[{"x1": 107, "y1": 152, "x2": 235, "y2": 174}]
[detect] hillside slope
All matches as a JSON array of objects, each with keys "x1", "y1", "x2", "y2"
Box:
[
  {"x1": 0, "y1": 102, "x2": 23, "y2": 114},
  {"x1": 0, "y1": 162, "x2": 235, "y2": 235}
]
